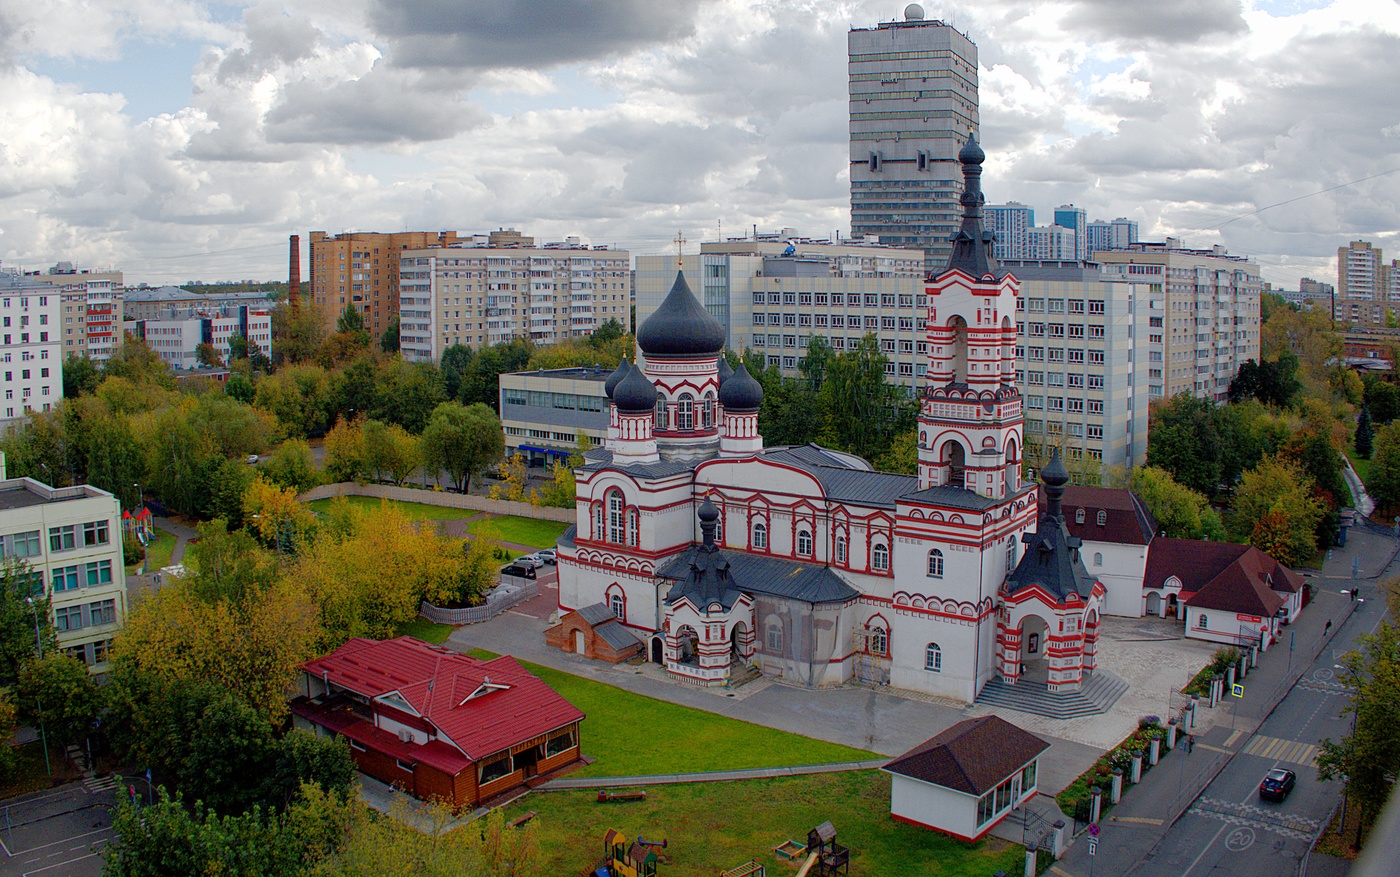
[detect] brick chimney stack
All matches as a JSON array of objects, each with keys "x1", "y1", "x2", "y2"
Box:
[{"x1": 288, "y1": 234, "x2": 301, "y2": 313}]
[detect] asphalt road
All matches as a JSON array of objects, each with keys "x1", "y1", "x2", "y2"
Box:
[
  {"x1": 1127, "y1": 581, "x2": 1387, "y2": 877},
  {"x1": 0, "y1": 782, "x2": 115, "y2": 877}
]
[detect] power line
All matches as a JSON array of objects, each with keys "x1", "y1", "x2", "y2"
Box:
[{"x1": 1190, "y1": 166, "x2": 1400, "y2": 233}]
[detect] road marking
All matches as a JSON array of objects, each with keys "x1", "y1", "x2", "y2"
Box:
[
  {"x1": 1110, "y1": 816, "x2": 1164, "y2": 825},
  {"x1": 1225, "y1": 826, "x2": 1256, "y2": 851},
  {"x1": 1181, "y1": 822, "x2": 1229, "y2": 877},
  {"x1": 5, "y1": 827, "x2": 112, "y2": 856},
  {"x1": 23, "y1": 851, "x2": 100, "y2": 876},
  {"x1": 1242, "y1": 735, "x2": 1317, "y2": 767},
  {"x1": 1196, "y1": 743, "x2": 1229, "y2": 754},
  {"x1": 1049, "y1": 866, "x2": 1076, "y2": 877},
  {"x1": 1192, "y1": 796, "x2": 1322, "y2": 840},
  {"x1": 1224, "y1": 729, "x2": 1244, "y2": 748}
]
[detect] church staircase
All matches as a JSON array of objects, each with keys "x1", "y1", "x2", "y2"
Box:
[{"x1": 974, "y1": 668, "x2": 1129, "y2": 720}]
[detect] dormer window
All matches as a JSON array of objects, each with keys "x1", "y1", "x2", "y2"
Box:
[{"x1": 460, "y1": 677, "x2": 512, "y2": 705}]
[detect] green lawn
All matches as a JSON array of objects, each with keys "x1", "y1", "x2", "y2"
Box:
[
  {"x1": 502, "y1": 772, "x2": 1026, "y2": 877},
  {"x1": 395, "y1": 618, "x2": 456, "y2": 644},
  {"x1": 467, "y1": 649, "x2": 876, "y2": 778},
  {"x1": 303, "y1": 495, "x2": 477, "y2": 522},
  {"x1": 127, "y1": 529, "x2": 178, "y2": 575},
  {"x1": 466, "y1": 515, "x2": 570, "y2": 549}
]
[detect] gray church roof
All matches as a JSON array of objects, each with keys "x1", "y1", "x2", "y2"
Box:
[
  {"x1": 900, "y1": 485, "x2": 1004, "y2": 511},
  {"x1": 1002, "y1": 449, "x2": 1097, "y2": 602},
  {"x1": 657, "y1": 549, "x2": 858, "y2": 605},
  {"x1": 580, "y1": 448, "x2": 706, "y2": 478}
]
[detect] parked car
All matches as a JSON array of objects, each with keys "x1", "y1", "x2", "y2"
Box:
[
  {"x1": 1259, "y1": 768, "x2": 1296, "y2": 802},
  {"x1": 499, "y1": 564, "x2": 537, "y2": 580},
  {"x1": 245, "y1": 454, "x2": 259, "y2": 464},
  {"x1": 536, "y1": 548, "x2": 557, "y2": 565},
  {"x1": 514, "y1": 554, "x2": 546, "y2": 569}
]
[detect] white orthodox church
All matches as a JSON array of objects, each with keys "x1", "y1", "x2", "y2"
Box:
[{"x1": 556, "y1": 137, "x2": 1107, "y2": 703}]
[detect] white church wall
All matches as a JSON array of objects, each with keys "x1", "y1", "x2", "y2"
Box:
[{"x1": 1079, "y1": 540, "x2": 1149, "y2": 617}]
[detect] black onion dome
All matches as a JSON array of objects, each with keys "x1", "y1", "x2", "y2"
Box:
[
  {"x1": 718, "y1": 362, "x2": 763, "y2": 412},
  {"x1": 604, "y1": 358, "x2": 631, "y2": 399},
  {"x1": 958, "y1": 133, "x2": 986, "y2": 164},
  {"x1": 613, "y1": 363, "x2": 658, "y2": 414},
  {"x1": 637, "y1": 271, "x2": 725, "y2": 358},
  {"x1": 1041, "y1": 447, "x2": 1069, "y2": 487},
  {"x1": 697, "y1": 495, "x2": 719, "y2": 523},
  {"x1": 717, "y1": 355, "x2": 734, "y2": 384}
]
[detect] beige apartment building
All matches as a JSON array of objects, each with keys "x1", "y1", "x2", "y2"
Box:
[
  {"x1": 19, "y1": 266, "x2": 125, "y2": 365},
  {"x1": 1335, "y1": 240, "x2": 1395, "y2": 326},
  {"x1": 1095, "y1": 244, "x2": 1261, "y2": 403},
  {"x1": 398, "y1": 235, "x2": 630, "y2": 363},
  {"x1": 309, "y1": 230, "x2": 463, "y2": 338}
]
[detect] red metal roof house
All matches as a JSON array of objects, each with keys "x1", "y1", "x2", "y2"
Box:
[{"x1": 290, "y1": 637, "x2": 584, "y2": 810}]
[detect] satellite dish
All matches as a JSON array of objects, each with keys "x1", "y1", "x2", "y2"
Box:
[{"x1": 905, "y1": 3, "x2": 926, "y2": 20}]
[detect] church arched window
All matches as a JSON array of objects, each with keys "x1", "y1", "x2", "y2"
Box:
[
  {"x1": 677, "y1": 394, "x2": 694, "y2": 431},
  {"x1": 607, "y1": 491, "x2": 625, "y2": 544},
  {"x1": 1094, "y1": 552, "x2": 1103, "y2": 567},
  {"x1": 654, "y1": 398, "x2": 668, "y2": 430},
  {"x1": 593, "y1": 504, "x2": 604, "y2": 541},
  {"x1": 869, "y1": 625, "x2": 888, "y2": 656},
  {"x1": 702, "y1": 392, "x2": 715, "y2": 428},
  {"x1": 1097, "y1": 510, "x2": 1107, "y2": 526},
  {"x1": 872, "y1": 542, "x2": 889, "y2": 572},
  {"x1": 836, "y1": 535, "x2": 847, "y2": 564},
  {"x1": 797, "y1": 529, "x2": 812, "y2": 556},
  {"x1": 752, "y1": 520, "x2": 767, "y2": 550},
  {"x1": 925, "y1": 643, "x2": 942, "y2": 672},
  {"x1": 611, "y1": 593, "x2": 625, "y2": 619},
  {"x1": 1075, "y1": 508, "x2": 1085, "y2": 524},
  {"x1": 627, "y1": 509, "x2": 639, "y2": 547},
  {"x1": 927, "y1": 549, "x2": 944, "y2": 578}
]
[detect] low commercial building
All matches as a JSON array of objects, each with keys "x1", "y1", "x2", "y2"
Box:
[
  {"x1": 135, "y1": 305, "x2": 272, "y2": 369},
  {"x1": 0, "y1": 470, "x2": 128, "y2": 675},
  {"x1": 499, "y1": 367, "x2": 611, "y2": 467},
  {"x1": 291, "y1": 637, "x2": 585, "y2": 810},
  {"x1": 1142, "y1": 539, "x2": 1303, "y2": 650},
  {"x1": 884, "y1": 715, "x2": 1049, "y2": 841}
]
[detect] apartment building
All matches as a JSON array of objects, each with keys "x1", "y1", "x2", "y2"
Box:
[
  {"x1": 309, "y1": 230, "x2": 463, "y2": 337},
  {"x1": 1336, "y1": 240, "x2": 1389, "y2": 326},
  {"x1": 1054, "y1": 206, "x2": 1088, "y2": 261},
  {"x1": 1085, "y1": 219, "x2": 1139, "y2": 253},
  {"x1": 0, "y1": 469, "x2": 127, "y2": 675},
  {"x1": 498, "y1": 367, "x2": 611, "y2": 466},
  {"x1": 1096, "y1": 244, "x2": 1261, "y2": 403},
  {"x1": 124, "y1": 286, "x2": 272, "y2": 321},
  {"x1": 135, "y1": 306, "x2": 272, "y2": 369},
  {"x1": 986, "y1": 203, "x2": 1033, "y2": 261},
  {"x1": 0, "y1": 271, "x2": 62, "y2": 427},
  {"x1": 848, "y1": 5, "x2": 979, "y2": 265},
  {"x1": 398, "y1": 236, "x2": 630, "y2": 364},
  {"x1": 1028, "y1": 225, "x2": 1077, "y2": 260},
  {"x1": 15, "y1": 266, "x2": 125, "y2": 365}
]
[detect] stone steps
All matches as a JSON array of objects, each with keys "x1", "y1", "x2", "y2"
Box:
[{"x1": 974, "y1": 669, "x2": 1129, "y2": 719}]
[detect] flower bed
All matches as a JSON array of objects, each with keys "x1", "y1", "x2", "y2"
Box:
[
  {"x1": 1056, "y1": 717, "x2": 1166, "y2": 817},
  {"x1": 1182, "y1": 647, "x2": 1241, "y2": 696}
]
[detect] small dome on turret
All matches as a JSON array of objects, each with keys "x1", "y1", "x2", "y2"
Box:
[
  {"x1": 637, "y1": 271, "x2": 726, "y2": 358},
  {"x1": 717, "y1": 355, "x2": 734, "y2": 385},
  {"x1": 604, "y1": 358, "x2": 631, "y2": 399},
  {"x1": 697, "y1": 495, "x2": 719, "y2": 524},
  {"x1": 1040, "y1": 447, "x2": 1069, "y2": 488},
  {"x1": 613, "y1": 364, "x2": 658, "y2": 414},
  {"x1": 718, "y1": 362, "x2": 763, "y2": 412},
  {"x1": 958, "y1": 133, "x2": 985, "y2": 165}
]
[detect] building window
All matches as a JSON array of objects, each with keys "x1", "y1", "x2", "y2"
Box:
[
  {"x1": 479, "y1": 756, "x2": 512, "y2": 785},
  {"x1": 766, "y1": 623, "x2": 783, "y2": 652},
  {"x1": 703, "y1": 392, "x2": 715, "y2": 428},
  {"x1": 49, "y1": 525, "x2": 76, "y2": 552},
  {"x1": 544, "y1": 729, "x2": 576, "y2": 758},
  {"x1": 752, "y1": 521, "x2": 767, "y2": 550},
  {"x1": 869, "y1": 626, "x2": 888, "y2": 656},
  {"x1": 1075, "y1": 508, "x2": 1085, "y2": 524},
  {"x1": 925, "y1": 643, "x2": 942, "y2": 672},
  {"x1": 654, "y1": 399, "x2": 668, "y2": 430},
  {"x1": 593, "y1": 505, "x2": 604, "y2": 541},
  {"x1": 677, "y1": 394, "x2": 694, "y2": 431},
  {"x1": 52, "y1": 566, "x2": 80, "y2": 592},
  {"x1": 6, "y1": 531, "x2": 41, "y2": 559},
  {"x1": 84, "y1": 560, "x2": 113, "y2": 587},
  {"x1": 835, "y1": 536, "x2": 846, "y2": 564},
  {"x1": 797, "y1": 530, "x2": 812, "y2": 556},
  {"x1": 1198, "y1": 613, "x2": 1208, "y2": 630},
  {"x1": 927, "y1": 549, "x2": 944, "y2": 578},
  {"x1": 607, "y1": 492, "x2": 625, "y2": 544},
  {"x1": 1096, "y1": 510, "x2": 1107, "y2": 526},
  {"x1": 55, "y1": 605, "x2": 83, "y2": 631},
  {"x1": 627, "y1": 509, "x2": 639, "y2": 548},
  {"x1": 610, "y1": 593, "x2": 625, "y2": 619},
  {"x1": 872, "y1": 543, "x2": 889, "y2": 571},
  {"x1": 1007, "y1": 541, "x2": 1017, "y2": 571}
]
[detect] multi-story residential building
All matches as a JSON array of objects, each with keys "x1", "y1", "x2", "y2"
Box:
[
  {"x1": 123, "y1": 286, "x2": 273, "y2": 321},
  {"x1": 0, "y1": 271, "x2": 63, "y2": 426},
  {"x1": 498, "y1": 367, "x2": 612, "y2": 467},
  {"x1": 398, "y1": 236, "x2": 630, "y2": 364},
  {"x1": 986, "y1": 203, "x2": 1033, "y2": 261},
  {"x1": 16, "y1": 265, "x2": 125, "y2": 365},
  {"x1": 1276, "y1": 278, "x2": 1335, "y2": 313},
  {"x1": 1028, "y1": 225, "x2": 1077, "y2": 261},
  {"x1": 1085, "y1": 218, "x2": 1139, "y2": 254},
  {"x1": 1001, "y1": 260, "x2": 1152, "y2": 477},
  {"x1": 1054, "y1": 205, "x2": 1088, "y2": 261},
  {"x1": 848, "y1": 5, "x2": 978, "y2": 265},
  {"x1": 635, "y1": 236, "x2": 927, "y2": 382},
  {"x1": 1336, "y1": 241, "x2": 1387, "y2": 326},
  {"x1": 0, "y1": 465, "x2": 127, "y2": 676},
  {"x1": 309, "y1": 230, "x2": 463, "y2": 338},
  {"x1": 135, "y1": 306, "x2": 272, "y2": 369},
  {"x1": 1096, "y1": 243, "x2": 1262, "y2": 403}
]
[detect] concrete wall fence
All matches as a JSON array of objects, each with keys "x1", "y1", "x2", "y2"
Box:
[
  {"x1": 419, "y1": 579, "x2": 541, "y2": 625},
  {"x1": 297, "y1": 482, "x2": 573, "y2": 523}
]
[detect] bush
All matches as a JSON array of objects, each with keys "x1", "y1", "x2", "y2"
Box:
[
  {"x1": 123, "y1": 537, "x2": 144, "y2": 568},
  {"x1": 1056, "y1": 718, "x2": 1169, "y2": 816},
  {"x1": 1183, "y1": 647, "x2": 1241, "y2": 696}
]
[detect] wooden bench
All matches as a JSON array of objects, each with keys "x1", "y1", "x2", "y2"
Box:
[
  {"x1": 508, "y1": 811, "x2": 536, "y2": 829},
  {"x1": 721, "y1": 860, "x2": 765, "y2": 877}
]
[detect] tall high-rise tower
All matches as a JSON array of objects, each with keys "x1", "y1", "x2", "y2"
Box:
[{"x1": 848, "y1": 4, "x2": 979, "y2": 268}]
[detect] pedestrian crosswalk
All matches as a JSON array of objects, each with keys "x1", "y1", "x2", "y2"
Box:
[
  {"x1": 83, "y1": 774, "x2": 118, "y2": 794},
  {"x1": 1242, "y1": 734, "x2": 1317, "y2": 767}
]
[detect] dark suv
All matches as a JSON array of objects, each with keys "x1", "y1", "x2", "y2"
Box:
[
  {"x1": 499, "y1": 564, "x2": 537, "y2": 580},
  {"x1": 1259, "y1": 768, "x2": 1296, "y2": 802}
]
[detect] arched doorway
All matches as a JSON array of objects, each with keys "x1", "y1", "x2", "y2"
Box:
[
  {"x1": 1145, "y1": 592, "x2": 1162, "y2": 617},
  {"x1": 651, "y1": 636, "x2": 664, "y2": 664},
  {"x1": 731, "y1": 621, "x2": 749, "y2": 666},
  {"x1": 941, "y1": 440, "x2": 966, "y2": 488},
  {"x1": 676, "y1": 625, "x2": 699, "y2": 665},
  {"x1": 573, "y1": 629, "x2": 586, "y2": 655},
  {"x1": 1019, "y1": 615, "x2": 1050, "y2": 686}
]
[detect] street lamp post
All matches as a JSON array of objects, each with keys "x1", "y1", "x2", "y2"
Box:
[
  {"x1": 23, "y1": 598, "x2": 51, "y2": 777},
  {"x1": 133, "y1": 483, "x2": 148, "y2": 574}
]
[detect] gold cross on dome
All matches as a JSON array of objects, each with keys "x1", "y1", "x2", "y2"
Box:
[{"x1": 674, "y1": 230, "x2": 687, "y2": 268}]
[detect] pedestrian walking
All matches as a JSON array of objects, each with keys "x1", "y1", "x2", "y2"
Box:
[
  {"x1": 1325, "y1": 619, "x2": 1333, "y2": 635},
  {"x1": 1186, "y1": 734, "x2": 1194, "y2": 754}
]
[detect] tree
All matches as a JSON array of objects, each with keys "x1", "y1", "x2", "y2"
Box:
[
  {"x1": 254, "y1": 365, "x2": 333, "y2": 439},
  {"x1": 361, "y1": 420, "x2": 418, "y2": 486},
  {"x1": 0, "y1": 561, "x2": 56, "y2": 683},
  {"x1": 1147, "y1": 393, "x2": 1224, "y2": 495},
  {"x1": 459, "y1": 340, "x2": 531, "y2": 410},
  {"x1": 323, "y1": 418, "x2": 366, "y2": 484},
  {"x1": 336, "y1": 305, "x2": 365, "y2": 336},
  {"x1": 62, "y1": 354, "x2": 100, "y2": 398},
  {"x1": 1229, "y1": 455, "x2": 1326, "y2": 566},
  {"x1": 311, "y1": 801, "x2": 542, "y2": 877},
  {"x1": 196, "y1": 343, "x2": 222, "y2": 368},
  {"x1": 188, "y1": 394, "x2": 275, "y2": 459},
  {"x1": 243, "y1": 477, "x2": 318, "y2": 553},
  {"x1": 0, "y1": 691, "x2": 18, "y2": 782},
  {"x1": 15, "y1": 651, "x2": 99, "y2": 748},
  {"x1": 225, "y1": 372, "x2": 255, "y2": 405},
  {"x1": 488, "y1": 453, "x2": 530, "y2": 502},
  {"x1": 1364, "y1": 377, "x2": 1400, "y2": 425},
  {"x1": 1317, "y1": 619, "x2": 1400, "y2": 848},
  {"x1": 208, "y1": 458, "x2": 255, "y2": 529},
  {"x1": 379, "y1": 315, "x2": 400, "y2": 353},
  {"x1": 372, "y1": 360, "x2": 445, "y2": 434},
  {"x1": 271, "y1": 299, "x2": 329, "y2": 367},
  {"x1": 1369, "y1": 421, "x2": 1400, "y2": 513},
  {"x1": 440, "y1": 344, "x2": 474, "y2": 401},
  {"x1": 103, "y1": 333, "x2": 175, "y2": 389},
  {"x1": 260, "y1": 440, "x2": 322, "y2": 494},
  {"x1": 1130, "y1": 467, "x2": 1226, "y2": 540},
  {"x1": 420, "y1": 401, "x2": 504, "y2": 493},
  {"x1": 875, "y1": 427, "x2": 918, "y2": 474},
  {"x1": 590, "y1": 318, "x2": 625, "y2": 346},
  {"x1": 816, "y1": 335, "x2": 915, "y2": 462},
  {"x1": 1227, "y1": 355, "x2": 1301, "y2": 408},
  {"x1": 1356, "y1": 406, "x2": 1374, "y2": 459}
]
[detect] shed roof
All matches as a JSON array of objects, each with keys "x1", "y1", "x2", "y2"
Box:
[{"x1": 884, "y1": 716, "x2": 1049, "y2": 796}]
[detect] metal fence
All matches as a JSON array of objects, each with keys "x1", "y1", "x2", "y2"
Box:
[{"x1": 419, "y1": 578, "x2": 541, "y2": 625}]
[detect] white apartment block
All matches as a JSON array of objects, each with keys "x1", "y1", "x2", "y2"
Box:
[
  {"x1": 986, "y1": 203, "x2": 1033, "y2": 261},
  {"x1": 1096, "y1": 244, "x2": 1261, "y2": 403},
  {"x1": 0, "y1": 272, "x2": 63, "y2": 427},
  {"x1": 0, "y1": 470, "x2": 127, "y2": 675},
  {"x1": 1086, "y1": 219, "x2": 1139, "y2": 254},
  {"x1": 1336, "y1": 240, "x2": 1388, "y2": 326},
  {"x1": 136, "y1": 306, "x2": 272, "y2": 369},
  {"x1": 1028, "y1": 225, "x2": 1077, "y2": 261},
  {"x1": 15, "y1": 265, "x2": 125, "y2": 365},
  {"x1": 398, "y1": 240, "x2": 630, "y2": 363}
]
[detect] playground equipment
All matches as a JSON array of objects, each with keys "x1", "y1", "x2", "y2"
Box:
[
  {"x1": 806, "y1": 822, "x2": 849, "y2": 877},
  {"x1": 772, "y1": 839, "x2": 807, "y2": 861},
  {"x1": 596, "y1": 828, "x2": 660, "y2": 877},
  {"x1": 721, "y1": 861, "x2": 765, "y2": 877},
  {"x1": 636, "y1": 835, "x2": 671, "y2": 865},
  {"x1": 597, "y1": 788, "x2": 648, "y2": 803}
]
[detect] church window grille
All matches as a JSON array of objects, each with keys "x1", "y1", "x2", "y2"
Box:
[
  {"x1": 654, "y1": 399, "x2": 668, "y2": 430},
  {"x1": 925, "y1": 643, "x2": 942, "y2": 672},
  {"x1": 702, "y1": 392, "x2": 714, "y2": 428},
  {"x1": 594, "y1": 505, "x2": 604, "y2": 541},
  {"x1": 927, "y1": 549, "x2": 944, "y2": 578},
  {"x1": 1075, "y1": 508, "x2": 1085, "y2": 524},
  {"x1": 1094, "y1": 552, "x2": 1103, "y2": 566},
  {"x1": 608, "y1": 493, "x2": 625, "y2": 544},
  {"x1": 872, "y1": 543, "x2": 889, "y2": 571},
  {"x1": 836, "y1": 536, "x2": 847, "y2": 564},
  {"x1": 1007, "y1": 541, "x2": 1017, "y2": 571},
  {"x1": 752, "y1": 521, "x2": 767, "y2": 550},
  {"x1": 627, "y1": 509, "x2": 639, "y2": 547},
  {"x1": 766, "y1": 623, "x2": 783, "y2": 652},
  {"x1": 677, "y1": 395, "x2": 694, "y2": 431}
]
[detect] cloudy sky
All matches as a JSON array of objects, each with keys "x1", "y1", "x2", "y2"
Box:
[{"x1": 1, "y1": 0, "x2": 1397, "y2": 288}]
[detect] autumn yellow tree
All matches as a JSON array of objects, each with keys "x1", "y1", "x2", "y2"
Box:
[
  {"x1": 488, "y1": 452, "x2": 530, "y2": 502},
  {"x1": 243, "y1": 476, "x2": 318, "y2": 553}
]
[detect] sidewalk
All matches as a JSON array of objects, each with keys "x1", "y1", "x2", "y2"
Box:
[
  {"x1": 1047, "y1": 531, "x2": 1377, "y2": 877},
  {"x1": 539, "y1": 759, "x2": 890, "y2": 790}
]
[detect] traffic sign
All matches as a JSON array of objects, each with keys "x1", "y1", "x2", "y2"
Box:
[
  {"x1": 1232, "y1": 683, "x2": 1244, "y2": 698},
  {"x1": 1088, "y1": 838, "x2": 1098, "y2": 856},
  {"x1": 1088, "y1": 824, "x2": 1099, "y2": 837}
]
